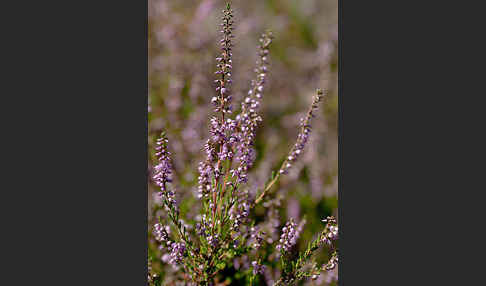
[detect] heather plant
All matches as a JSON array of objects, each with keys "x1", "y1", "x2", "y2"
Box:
[{"x1": 148, "y1": 3, "x2": 338, "y2": 286}]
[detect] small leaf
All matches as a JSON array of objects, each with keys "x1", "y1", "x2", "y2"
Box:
[{"x1": 216, "y1": 262, "x2": 226, "y2": 270}]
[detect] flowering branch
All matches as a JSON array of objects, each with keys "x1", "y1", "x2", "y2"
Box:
[
  {"x1": 255, "y1": 89, "x2": 326, "y2": 204},
  {"x1": 273, "y1": 216, "x2": 338, "y2": 286}
]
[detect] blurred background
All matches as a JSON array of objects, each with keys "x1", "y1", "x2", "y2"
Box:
[{"x1": 148, "y1": 0, "x2": 338, "y2": 285}]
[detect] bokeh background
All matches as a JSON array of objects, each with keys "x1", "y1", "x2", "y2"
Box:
[{"x1": 148, "y1": 0, "x2": 338, "y2": 285}]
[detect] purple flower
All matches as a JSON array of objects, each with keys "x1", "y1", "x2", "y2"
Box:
[
  {"x1": 197, "y1": 162, "x2": 212, "y2": 198},
  {"x1": 324, "y1": 252, "x2": 338, "y2": 271},
  {"x1": 250, "y1": 226, "x2": 265, "y2": 250},
  {"x1": 276, "y1": 218, "x2": 303, "y2": 253},
  {"x1": 252, "y1": 260, "x2": 266, "y2": 275},
  {"x1": 154, "y1": 223, "x2": 170, "y2": 244},
  {"x1": 321, "y1": 216, "x2": 338, "y2": 244},
  {"x1": 153, "y1": 133, "x2": 178, "y2": 212},
  {"x1": 207, "y1": 234, "x2": 219, "y2": 247},
  {"x1": 167, "y1": 241, "x2": 186, "y2": 266},
  {"x1": 230, "y1": 201, "x2": 250, "y2": 232},
  {"x1": 153, "y1": 134, "x2": 172, "y2": 192}
]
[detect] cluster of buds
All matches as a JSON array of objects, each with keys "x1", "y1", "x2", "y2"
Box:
[
  {"x1": 324, "y1": 252, "x2": 338, "y2": 271},
  {"x1": 209, "y1": 117, "x2": 225, "y2": 143},
  {"x1": 197, "y1": 139, "x2": 217, "y2": 199},
  {"x1": 207, "y1": 234, "x2": 219, "y2": 248},
  {"x1": 203, "y1": 139, "x2": 217, "y2": 161},
  {"x1": 208, "y1": 117, "x2": 237, "y2": 160},
  {"x1": 251, "y1": 260, "x2": 266, "y2": 275},
  {"x1": 160, "y1": 190, "x2": 177, "y2": 213},
  {"x1": 279, "y1": 89, "x2": 325, "y2": 175},
  {"x1": 276, "y1": 218, "x2": 301, "y2": 253},
  {"x1": 321, "y1": 216, "x2": 338, "y2": 244},
  {"x1": 213, "y1": 3, "x2": 234, "y2": 115},
  {"x1": 194, "y1": 223, "x2": 206, "y2": 237},
  {"x1": 250, "y1": 227, "x2": 266, "y2": 250},
  {"x1": 218, "y1": 126, "x2": 237, "y2": 160},
  {"x1": 153, "y1": 134, "x2": 172, "y2": 192},
  {"x1": 153, "y1": 133, "x2": 178, "y2": 212},
  {"x1": 167, "y1": 241, "x2": 186, "y2": 267},
  {"x1": 229, "y1": 201, "x2": 250, "y2": 232},
  {"x1": 195, "y1": 214, "x2": 213, "y2": 236},
  {"x1": 197, "y1": 161, "x2": 213, "y2": 199},
  {"x1": 154, "y1": 223, "x2": 170, "y2": 244}
]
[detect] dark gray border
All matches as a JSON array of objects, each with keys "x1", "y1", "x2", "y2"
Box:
[{"x1": 5, "y1": 0, "x2": 149, "y2": 284}]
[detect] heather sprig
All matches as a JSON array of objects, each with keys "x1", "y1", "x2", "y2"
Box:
[
  {"x1": 212, "y1": 2, "x2": 234, "y2": 116},
  {"x1": 276, "y1": 218, "x2": 299, "y2": 254},
  {"x1": 232, "y1": 30, "x2": 273, "y2": 185},
  {"x1": 255, "y1": 89, "x2": 326, "y2": 205},
  {"x1": 149, "y1": 3, "x2": 337, "y2": 286},
  {"x1": 153, "y1": 133, "x2": 173, "y2": 196},
  {"x1": 279, "y1": 90, "x2": 325, "y2": 175},
  {"x1": 274, "y1": 217, "x2": 339, "y2": 286}
]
